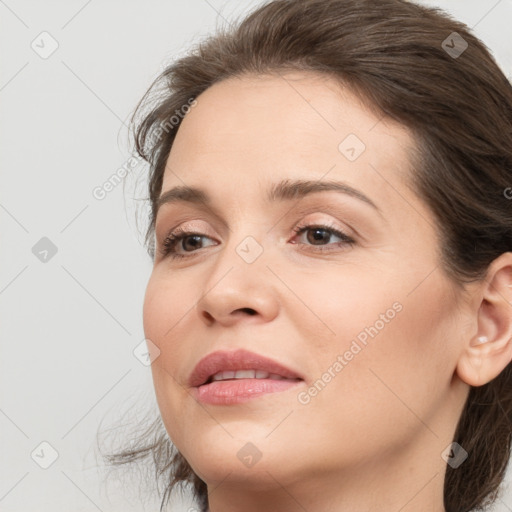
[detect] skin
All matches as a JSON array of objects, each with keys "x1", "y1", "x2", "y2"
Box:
[{"x1": 142, "y1": 70, "x2": 512, "y2": 512}]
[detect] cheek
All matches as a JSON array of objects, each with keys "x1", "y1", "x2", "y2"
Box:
[
  {"x1": 301, "y1": 276, "x2": 457, "y2": 447},
  {"x1": 289, "y1": 266, "x2": 402, "y2": 358},
  {"x1": 142, "y1": 274, "x2": 196, "y2": 437},
  {"x1": 143, "y1": 269, "x2": 205, "y2": 360},
  {"x1": 143, "y1": 272, "x2": 188, "y2": 341}
]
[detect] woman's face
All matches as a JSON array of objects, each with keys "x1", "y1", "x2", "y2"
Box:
[{"x1": 143, "y1": 71, "x2": 472, "y2": 506}]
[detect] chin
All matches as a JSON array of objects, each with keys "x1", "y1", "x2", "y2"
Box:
[
  {"x1": 186, "y1": 448, "x2": 299, "y2": 491},
  {"x1": 178, "y1": 430, "x2": 300, "y2": 483}
]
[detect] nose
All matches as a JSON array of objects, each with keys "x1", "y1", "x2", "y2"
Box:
[{"x1": 195, "y1": 241, "x2": 280, "y2": 327}]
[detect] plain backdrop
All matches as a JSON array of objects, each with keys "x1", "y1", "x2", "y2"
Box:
[{"x1": 1, "y1": 1, "x2": 512, "y2": 511}]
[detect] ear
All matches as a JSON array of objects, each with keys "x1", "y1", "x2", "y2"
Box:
[{"x1": 456, "y1": 252, "x2": 512, "y2": 387}]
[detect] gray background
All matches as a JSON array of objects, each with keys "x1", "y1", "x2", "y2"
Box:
[{"x1": 1, "y1": 1, "x2": 512, "y2": 510}]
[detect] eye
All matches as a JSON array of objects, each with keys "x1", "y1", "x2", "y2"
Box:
[
  {"x1": 160, "y1": 226, "x2": 217, "y2": 260},
  {"x1": 290, "y1": 222, "x2": 355, "y2": 253},
  {"x1": 158, "y1": 222, "x2": 356, "y2": 260}
]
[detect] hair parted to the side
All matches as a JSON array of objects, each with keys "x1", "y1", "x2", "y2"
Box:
[{"x1": 98, "y1": 1, "x2": 512, "y2": 511}]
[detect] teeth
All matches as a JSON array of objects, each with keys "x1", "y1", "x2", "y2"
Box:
[
  {"x1": 211, "y1": 369, "x2": 287, "y2": 382},
  {"x1": 212, "y1": 371, "x2": 235, "y2": 381},
  {"x1": 235, "y1": 370, "x2": 255, "y2": 379}
]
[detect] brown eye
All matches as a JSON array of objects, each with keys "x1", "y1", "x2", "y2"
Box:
[
  {"x1": 161, "y1": 230, "x2": 217, "y2": 259},
  {"x1": 291, "y1": 223, "x2": 355, "y2": 249}
]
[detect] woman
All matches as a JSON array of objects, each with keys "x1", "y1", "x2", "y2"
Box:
[{"x1": 102, "y1": 0, "x2": 512, "y2": 510}]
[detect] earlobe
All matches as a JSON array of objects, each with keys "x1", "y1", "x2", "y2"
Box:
[
  {"x1": 471, "y1": 335, "x2": 489, "y2": 346},
  {"x1": 457, "y1": 333, "x2": 512, "y2": 387},
  {"x1": 456, "y1": 253, "x2": 512, "y2": 388}
]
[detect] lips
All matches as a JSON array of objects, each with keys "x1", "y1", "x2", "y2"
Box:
[{"x1": 188, "y1": 348, "x2": 304, "y2": 388}]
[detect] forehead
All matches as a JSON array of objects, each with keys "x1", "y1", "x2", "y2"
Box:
[{"x1": 161, "y1": 71, "x2": 421, "y2": 220}]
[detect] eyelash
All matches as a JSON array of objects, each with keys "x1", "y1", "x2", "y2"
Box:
[{"x1": 159, "y1": 222, "x2": 356, "y2": 260}]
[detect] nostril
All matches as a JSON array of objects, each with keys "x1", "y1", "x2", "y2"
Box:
[
  {"x1": 202, "y1": 311, "x2": 214, "y2": 322},
  {"x1": 239, "y1": 308, "x2": 256, "y2": 315}
]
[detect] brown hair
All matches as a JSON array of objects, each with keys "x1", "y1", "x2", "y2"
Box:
[{"x1": 98, "y1": 1, "x2": 512, "y2": 511}]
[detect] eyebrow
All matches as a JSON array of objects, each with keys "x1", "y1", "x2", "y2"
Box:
[{"x1": 156, "y1": 179, "x2": 382, "y2": 216}]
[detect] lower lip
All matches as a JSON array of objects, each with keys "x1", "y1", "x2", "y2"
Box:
[{"x1": 193, "y1": 378, "x2": 303, "y2": 405}]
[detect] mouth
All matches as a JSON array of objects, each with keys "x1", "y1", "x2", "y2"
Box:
[
  {"x1": 189, "y1": 349, "x2": 304, "y2": 405},
  {"x1": 203, "y1": 369, "x2": 302, "y2": 385}
]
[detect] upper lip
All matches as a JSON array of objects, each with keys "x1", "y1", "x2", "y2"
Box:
[{"x1": 188, "y1": 348, "x2": 304, "y2": 387}]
